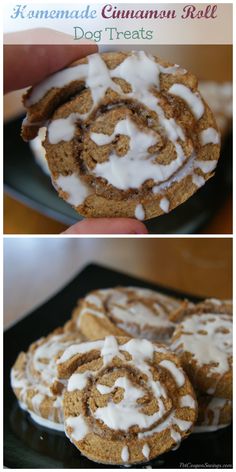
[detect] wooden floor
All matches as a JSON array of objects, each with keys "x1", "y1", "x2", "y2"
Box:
[
  {"x1": 4, "y1": 193, "x2": 233, "y2": 235},
  {"x1": 4, "y1": 237, "x2": 232, "y2": 328}
]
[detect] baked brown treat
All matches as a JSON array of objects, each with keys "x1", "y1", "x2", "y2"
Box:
[
  {"x1": 58, "y1": 335, "x2": 197, "y2": 465},
  {"x1": 10, "y1": 327, "x2": 84, "y2": 430},
  {"x1": 196, "y1": 393, "x2": 232, "y2": 429},
  {"x1": 169, "y1": 298, "x2": 232, "y2": 323},
  {"x1": 21, "y1": 50, "x2": 220, "y2": 220},
  {"x1": 171, "y1": 313, "x2": 232, "y2": 399},
  {"x1": 68, "y1": 286, "x2": 187, "y2": 342}
]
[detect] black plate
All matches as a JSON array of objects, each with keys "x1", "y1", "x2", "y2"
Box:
[
  {"x1": 4, "y1": 117, "x2": 232, "y2": 234},
  {"x1": 4, "y1": 264, "x2": 232, "y2": 468}
]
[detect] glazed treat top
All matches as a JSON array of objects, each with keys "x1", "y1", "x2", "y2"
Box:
[
  {"x1": 171, "y1": 313, "x2": 232, "y2": 386},
  {"x1": 74, "y1": 286, "x2": 185, "y2": 342},
  {"x1": 22, "y1": 51, "x2": 220, "y2": 220},
  {"x1": 59, "y1": 335, "x2": 197, "y2": 464},
  {"x1": 169, "y1": 297, "x2": 232, "y2": 323},
  {"x1": 10, "y1": 329, "x2": 84, "y2": 423}
]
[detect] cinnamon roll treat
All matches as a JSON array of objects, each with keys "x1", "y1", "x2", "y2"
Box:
[
  {"x1": 195, "y1": 393, "x2": 232, "y2": 432},
  {"x1": 22, "y1": 51, "x2": 220, "y2": 220},
  {"x1": 171, "y1": 312, "x2": 232, "y2": 399},
  {"x1": 10, "y1": 328, "x2": 84, "y2": 430},
  {"x1": 69, "y1": 286, "x2": 186, "y2": 342},
  {"x1": 169, "y1": 297, "x2": 232, "y2": 323},
  {"x1": 58, "y1": 336, "x2": 197, "y2": 465}
]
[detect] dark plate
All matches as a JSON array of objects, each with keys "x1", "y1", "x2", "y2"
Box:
[
  {"x1": 4, "y1": 264, "x2": 232, "y2": 468},
  {"x1": 4, "y1": 117, "x2": 232, "y2": 234}
]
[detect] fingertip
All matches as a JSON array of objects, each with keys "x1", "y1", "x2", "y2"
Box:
[{"x1": 62, "y1": 218, "x2": 148, "y2": 235}]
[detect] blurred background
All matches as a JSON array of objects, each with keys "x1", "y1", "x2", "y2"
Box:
[
  {"x1": 4, "y1": 237, "x2": 232, "y2": 328},
  {"x1": 4, "y1": 45, "x2": 232, "y2": 234}
]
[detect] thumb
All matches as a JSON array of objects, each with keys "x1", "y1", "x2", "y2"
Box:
[{"x1": 62, "y1": 218, "x2": 148, "y2": 235}]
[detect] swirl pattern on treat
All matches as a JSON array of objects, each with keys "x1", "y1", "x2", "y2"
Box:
[
  {"x1": 196, "y1": 394, "x2": 232, "y2": 430},
  {"x1": 22, "y1": 51, "x2": 220, "y2": 220},
  {"x1": 171, "y1": 313, "x2": 232, "y2": 398},
  {"x1": 10, "y1": 329, "x2": 84, "y2": 429},
  {"x1": 71, "y1": 286, "x2": 184, "y2": 342},
  {"x1": 59, "y1": 335, "x2": 197, "y2": 465}
]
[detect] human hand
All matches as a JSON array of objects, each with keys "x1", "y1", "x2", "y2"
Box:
[{"x1": 4, "y1": 29, "x2": 148, "y2": 235}]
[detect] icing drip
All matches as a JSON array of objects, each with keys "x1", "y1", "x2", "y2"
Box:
[
  {"x1": 195, "y1": 160, "x2": 217, "y2": 173},
  {"x1": 68, "y1": 372, "x2": 91, "y2": 391},
  {"x1": 170, "y1": 428, "x2": 182, "y2": 443},
  {"x1": 135, "y1": 204, "x2": 145, "y2": 220},
  {"x1": 171, "y1": 313, "x2": 232, "y2": 375},
  {"x1": 11, "y1": 332, "x2": 80, "y2": 417},
  {"x1": 79, "y1": 306, "x2": 105, "y2": 320},
  {"x1": 25, "y1": 51, "x2": 220, "y2": 207},
  {"x1": 94, "y1": 376, "x2": 165, "y2": 430},
  {"x1": 192, "y1": 173, "x2": 205, "y2": 188},
  {"x1": 180, "y1": 395, "x2": 196, "y2": 409},
  {"x1": 55, "y1": 173, "x2": 91, "y2": 206},
  {"x1": 29, "y1": 411, "x2": 65, "y2": 431},
  {"x1": 159, "y1": 197, "x2": 170, "y2": 213},
  {"x1": 65, "y1": 415, "x2": 90, "y2": 441},
  {"x1": 95, "y1": 287, "x2": 177, "y2": 332},
  {"x1": 200, "y1": 128, "x2": 220, "y2": 146},
  {"x1": 61, "y1": 335, "x2": 195, "y2": 451},
  {"x1": 193, "y1": 424, "x2": 230, "y2": 433},
  {"x1": 169, "y1": 83, "x2": 204, "y2": 120},
  {"x1": 91, "y1": 117, "x2": 186, "y2": 190},
  {"x1": 121, "y1": 446, "x2": 129, "y2": 462},
  {"x1": 159, "y1": 359, "x2": 185, "y2": 387},
  {"x1": 142, "y1": 444, "x2": 150, "y2": 459},
  {"x1": 58, "y1": 340, "x2": 104, "y2": 364},
  {"x1": 48, "y1": 113, "x2": 81, "y2": 144}
]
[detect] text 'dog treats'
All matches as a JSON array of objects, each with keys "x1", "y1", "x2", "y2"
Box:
[
  {"x1": 10, "y1": 328, "x2": 84, "y2": 430},
  {"x1": 69, "y1": 286, "x2": 186, "y2": 342},
  {"x1": 21, "y1": 51, "x2": 220, "y2": 220},
  {"x1": 58, "y1": 335, "x2": 197, "y2": 465}
]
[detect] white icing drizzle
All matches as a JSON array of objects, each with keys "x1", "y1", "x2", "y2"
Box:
[
  {"x1": 142, "y1": 444, "x2": 150, "y2": 459},
  {"x1": 55, "y1": 173, "x2": 91, "y2": 206},
  {"x1": 94, "y1": 376, "x2": 165, "y2": 430},
  {"x1": 159, "y1": 359, "x2": 185, "y2": 387},
  {"x1": 11, "y1": 332, "x2": 80, "y2": 425},
  {"x1": 29, "y1": 411, "x2": 65, "y2": 431},
  {"x1": 169, "y1": 83, "x2": 204, "y2": 120},
  {"x1": 68, "y1": 372, "x2": 91, "y2": 391},
  {"x1": 194, "y1": 159, "x2": 217, "y2": 173},
  {"x1": 121, "y1": 446, "x2": 129, "y2": 462},
  {"x1": 171, "y1": 313, "x2": 232, "y2": 375},
  {"x1": 65, "y1": 415, "x2": 90, "y2": 441},
  {"x1": 202, "y1": 397, "x2": 230, "y2": 426},
  {"x1": 86, "y1": 294, "x2": 103, "y2": 307},
  {"x1": 61, "y1": 335, "x2": 195, "y2": 449},
  {"x1": 180, "y1": 395, "x2": 196, "y2": 409},
  {"x1": 200, "y1": 127, "x2": 220, "y2": 146},
  {"x1": 58, "y1": 339, "x2": 104, "y2": 364},
  {"x1": 26, "y1": 51, "x2": 219, "y2": 200},
  {"x1": 135, "y1": 204, "x2": 145, "y2": 220},
  {"x1": 91, "y1": 117, "x2": 186, "y2": 191},
  {"x1": 79, "y1": 306, "x2": 105, "y2": 320},
  {"x1": 170, "y1": 428, "x2": 182, "y2": 443},
  {"x1": 48, "y1": 113, "x2": 81, "y2": 144},
  {"x1": 159, "y1": 197, "x2": 170, "y2": 213},
  {"x1": 192, "y1": 173, "x2": 205, "y2": 188},
  {"x1": 86, "y1": 287, "x2": 177, "y2": 337},
  {"x1": 193, "y1": 423, "x2": 230, "y2": 433}
]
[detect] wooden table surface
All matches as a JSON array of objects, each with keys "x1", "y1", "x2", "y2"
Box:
[
  {"x1": 4, "y1": 193, "x2": 232, "y2": 235},
  {"x1": 4, "y1": 237, "x2": 232, "y2": 328}
]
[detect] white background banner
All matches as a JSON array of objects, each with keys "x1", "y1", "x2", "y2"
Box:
[{"x1": 4, "y1": 3, "x2": 233, "y2": 44}]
